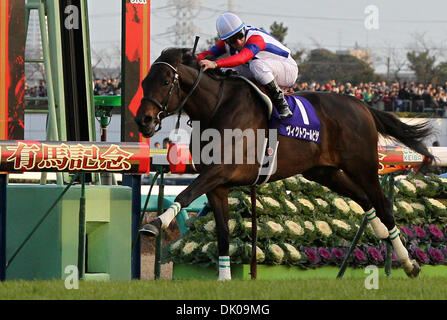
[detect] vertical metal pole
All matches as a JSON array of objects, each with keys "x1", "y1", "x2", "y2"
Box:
[
  {"x1": 77, "y1": 172, "x2": 86, "y2": 280},
  {"x1": 385, "y1": 173, "x2": 395, "y2": 276},
  {"x1": 154, "y1": 166, "x2": 164, "y2": 280},
  {"x1": 123, "y1": 174, "x2": 141, "y2": 280},
  {"x1": 337, "y1": 213, "x2": 368, "y2": 279},
  {"x1": 0, "y1": 174, "x2": 7, "y2": 281},
  {"x1": 250, "y1": 186, "x2": 257, "y2": 280}
]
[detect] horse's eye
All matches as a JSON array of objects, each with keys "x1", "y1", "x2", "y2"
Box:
[{"x1": 164, "y1": 80, "x2": 170, "y2": 86}]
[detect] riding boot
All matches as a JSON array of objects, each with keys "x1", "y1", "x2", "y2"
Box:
[{"x1": 264, "y1": 79, "x2": 293, "y2": 119}]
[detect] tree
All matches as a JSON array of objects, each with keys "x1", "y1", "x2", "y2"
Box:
[
  {"x1": 406, "y1": 50, "x2": 436, "y2": 84},
  {"x1": 299, "y1": 48, "x2": 380, "y2": 84},
  {"x1": 269, "y1": 21, "x2": 288, "y2": 43},
  {"x1": 433, "y1": 62, "x2": 447, "y2": 85}
]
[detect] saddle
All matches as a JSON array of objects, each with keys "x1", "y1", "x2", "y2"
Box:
[{"x1": 232, "y1": 76, "x2": 273, "y2": 119}]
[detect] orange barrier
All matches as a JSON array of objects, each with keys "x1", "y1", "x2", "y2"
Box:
[{"x1": 166, "y1": 143, "x2": 427, "y2": 175}]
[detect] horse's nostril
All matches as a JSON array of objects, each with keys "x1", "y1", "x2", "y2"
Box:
[{"x1": 143, "y1": 116, "x2": 153, "y2": 124}]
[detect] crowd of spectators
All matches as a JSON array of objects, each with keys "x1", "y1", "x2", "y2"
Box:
[
  {"x1": 27, "y1": 77, "x2": 447, "y2": 116},
  {"x1": 93, "y1": 77, "x2": 121, "y2": 96},
  {"x1": 25, "y1": 80, "x2": 47, "y2": 98},
  {"x1": 293, "y1": 80, "x2": 447, "y2": 116},
  {"x1": 25, "y1": 77, "x2": 122, "y2": 100}
]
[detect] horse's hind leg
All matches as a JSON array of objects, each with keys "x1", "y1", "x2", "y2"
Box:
[
  {"x1": 303, "y1": 166, "x2": 388, "y2": 239},
  {"x1": 206, "y1": 186, "x2": 232, "y2": 281},
  {"x1": 339, "y1": 163, "x2": 420, "y2": 278}
]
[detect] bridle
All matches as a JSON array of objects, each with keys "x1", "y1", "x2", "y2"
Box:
[{"x1": 141, "y1": 61, "x2": 204, "y2": 132}]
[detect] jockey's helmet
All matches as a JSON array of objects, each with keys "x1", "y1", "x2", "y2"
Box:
[{"x1": 216, "y1": 12, "x2": 245, "y2": 40}]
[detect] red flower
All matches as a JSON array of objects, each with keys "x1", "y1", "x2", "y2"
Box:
[
  {"x1": 366, "y1": 246, "x2": 384, "y2": 264},
  {"x1": 412, "y1": 226, "x2": 426, "y2": 239},
  {"x1": 411, "y1": 247, "x2": 428, "y2": 264},
  {"x1": 318, "y1": 247, "x2": 332, "y2": 261},
  {"x1": 427, "y1": 225, "x2": 444, "y2": 241}
]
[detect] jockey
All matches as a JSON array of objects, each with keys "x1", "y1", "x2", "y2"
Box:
[{"x1": 197, "y1": 12, "x2": 298, "y2": 119}]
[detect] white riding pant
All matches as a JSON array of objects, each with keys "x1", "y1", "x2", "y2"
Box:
[{"x1": 229, "y1": 55, "x2": 298, "y2": 88}]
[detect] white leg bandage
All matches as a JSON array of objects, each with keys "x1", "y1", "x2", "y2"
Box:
[
  {"x1": 389, "y1": 226, "x2": 412, "y2": 269},
  {"x1": 218, "y1": 256, "x2": 231, "y2": 281},
  {"x1": 366, "y1": 208, "x2": 389, "y2": 239},
  {"x1": 159, "y1": 202, "x2": 182, "y2": 229}
]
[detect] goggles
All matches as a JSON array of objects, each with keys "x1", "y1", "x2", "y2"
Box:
[{"x1": 225, "y1": 29, "x2": 245, "y2": 45}]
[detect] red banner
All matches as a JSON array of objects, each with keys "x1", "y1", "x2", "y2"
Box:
[
  {"x1": 122, "y1": 0, "x2": 150, "y2": 143},
  {"x1": 0, "y1": 0, "x2": 25, "y2": 140},
  {"x1": 0, "y1": 140, "x2": 151, "y2": 173}
]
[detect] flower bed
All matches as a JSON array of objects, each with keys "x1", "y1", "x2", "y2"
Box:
[{"x1": 162, "y1": 172, "x2": 447, "y2": 271}]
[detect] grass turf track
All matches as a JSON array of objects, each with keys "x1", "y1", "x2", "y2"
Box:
[{"x1": 0, "y1": 278, "x2": 446, "y2": 300}]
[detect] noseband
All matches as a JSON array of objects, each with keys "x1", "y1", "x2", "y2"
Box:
[{"x1": 141, "y1": 61, "x2": 204, "y2": 132}]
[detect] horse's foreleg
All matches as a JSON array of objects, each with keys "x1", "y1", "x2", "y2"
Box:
[
  {"x1": 207, "y1": 187, "x2": 231, "y2": 281},
  {"x1": 140, "y1": 167, "x2": 228, "y2": 236}
]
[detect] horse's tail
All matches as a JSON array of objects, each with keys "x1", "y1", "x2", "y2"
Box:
[{"x1": 367, "y1": 107, "x2": 435, "y2": 171}]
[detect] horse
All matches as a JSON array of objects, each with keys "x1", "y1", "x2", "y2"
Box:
[{"x1": 135, "y1": 47, "x2": 434, "y2": 280}]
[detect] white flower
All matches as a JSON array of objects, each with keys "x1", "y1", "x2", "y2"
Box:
[
  {"x1": 284, "y1": 177, "x2": 298, "y2": 188},
  {"x1": 182, "y1": 241, "x2": 199, "y2": 255},
  {"x1": 315, "y1": 220, "x2": 332, "y2": 236},
  {"x1": 243, "y1": 194, "x2": 264, "y2": 209},
  {"x1": 203, "y1": 220, "x2": 216, "y2": 232},
  {"x1": 263, "y1": 196, "x2": 281, "y2": 208},
  {"x1": 315, "y1": 198, "x2": 328, "y2": 208},
  {"x1": 428, "y1": 198, "x2": 446, "y2": 209},
  {"x1": 283, "y1": 198, "x2": 298, "y2": 212},
  {"x1": 322, "y1": 186, "x2": 331, "y2": 193},
  {"x1": 247, "y1": 244, "x2": 265, "y2": 261},
  {"x1": 283, "y1": 243, "x2": 301, "y2": 260},
  {"x1": 348, "y1": 200, "x2": 364, "y2": 215},
  {"x1": 410, "y1": 203, "x2": 425, "y2": 211},
  {"x1": 201, "y1": 242, "x2": 213, "y2": 253},
  {"x1": 399, "y1": 180, "x2": 417, "y2": 193},
  {"x1": 229, "y1": 243, "x2": 238, "y2": 255},
  {"x1": 298, "y1": 198, "x2": 315, "y2": 210},
  {"x1": 228, "y1": 197, "x2": 240, "y2": 206},
  {"x1": 242, "y1": 220, "x2": 261, "y2": 232},
  {"x1": 331, "y1": 219, "x2": 351, "y2": 231},
  {"x1": 266, "y1": 221, "x2": 284, "y2": 234},
  {"x1": 284, "y1": 220, "x2": 304, "y2": 236},
  {"x1": 333, "y1": 198, "x2": 350, "y2": 214},
  {"x1": 268, "y1": 244, "x2": 285, "y2": 262},
  {"x1": 170, "y1": 239, "x2": 183, "y2": 252},
  {"x1": 228, "y1": 219, "x2": 236, "y2": 234},
  {"x1": 397, "y1": 200, "x2": 414, "y2": 214},
  {"x1": 413, "y1": 179, "x2": 427, "y2": 189},
  {"x1": 440, "y1": 177, "x2": 447, "y2": 184},
  {"x1": 297, "y1": 175, "x2": 315, "y2": 185},
  {"x1": 304, "y1": 220, "x2": 315, "y2": 231}
]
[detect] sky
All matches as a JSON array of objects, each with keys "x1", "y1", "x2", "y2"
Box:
[{"x1": 87, "y1": 0, "x2": 447, "y2": 74}]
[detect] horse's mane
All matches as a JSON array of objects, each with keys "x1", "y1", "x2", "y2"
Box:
[{"x1": 156, "y1": 47, "x2": 238, "y2": 81}]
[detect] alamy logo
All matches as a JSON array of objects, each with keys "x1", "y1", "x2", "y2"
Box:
[
  {"x1": 364, "y1": 5, "x2": 379, "y2": 30},
  {"x1": 64, "y1": 5, "x2": 79, "y2": 30},
  {"x1": 130, "y1": 0, "x2": 147, "y2": 4}
]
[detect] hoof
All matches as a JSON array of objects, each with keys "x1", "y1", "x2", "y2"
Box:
[
  {"x1": 404, "y1": 259, "x2": 421, "y2": 278},
  {"x1": 139, "y1": 218, "x2": 161, "y2": 237}
]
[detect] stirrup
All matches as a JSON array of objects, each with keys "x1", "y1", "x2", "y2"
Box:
[{"x1": 278, "y1": 105, "x2": 293, "y2": 119}]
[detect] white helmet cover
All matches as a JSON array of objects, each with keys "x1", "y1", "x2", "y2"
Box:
[{"x1": 216, "y1": 12, "x2": 245, "y2": 40}]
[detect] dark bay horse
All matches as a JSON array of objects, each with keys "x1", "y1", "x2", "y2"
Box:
[{"x1": 135, "y1": 48, "x2": 434, "y2": 280}]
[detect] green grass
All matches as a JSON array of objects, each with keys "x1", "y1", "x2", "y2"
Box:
[{"x1": 0, "y1": 278, "x2": 446, "y2": 300}]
